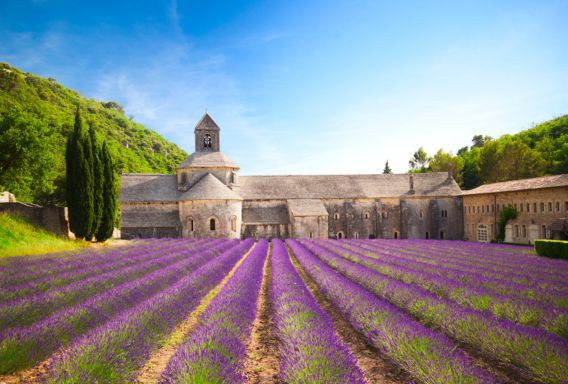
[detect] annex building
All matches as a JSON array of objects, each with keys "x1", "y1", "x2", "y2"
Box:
[{"x1": 120, "y1": 113, "x2": 464, "y2": 240}]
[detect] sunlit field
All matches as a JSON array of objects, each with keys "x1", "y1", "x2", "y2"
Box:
[{"x1": 0, "y1": 238, "x2": 566, "y2": 383}]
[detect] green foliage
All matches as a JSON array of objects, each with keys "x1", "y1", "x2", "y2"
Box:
[
  {"x1": 497, "y1": 206, "x2": 518, "y2": 242},
  {"x1": 409, "y1": 146, "x2": 430, "y2": 173},
  {"x1": 429, "y1": 149, "x2": 464, "y2": 185},
  {"x1": 0, "y1": 62, "x2": 187, "y2": 204},
  {"x1": 95, "y1": 141, "x2": 118, "y2": 242},
  {"x1": 66, "y1": 109, "x2": 94, "y2": 240},
  {"x1": 90, "y1": 125, "x2": 104, "y2": 239},
  {"x1": 383, "y1": 160, "x2": 392, "y2": 174},
  {"x1": 534, "y1": 240, "x2": 568, "y2": 259},
  {"x1": 0, "y1": 213, "x2": 86, "y2": 257}
]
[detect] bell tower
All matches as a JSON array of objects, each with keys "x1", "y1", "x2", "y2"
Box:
[{"x1": 194, "y1": 112, "x2": 220, "y2": 152}]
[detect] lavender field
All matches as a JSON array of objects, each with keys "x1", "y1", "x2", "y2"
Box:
[{"x1": 0, "y1": 239, "x2": 567, "y2": 384}]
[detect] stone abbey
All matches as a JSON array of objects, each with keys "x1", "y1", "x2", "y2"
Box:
[{"x1": 119, "y1": 113, "x2": 568, "y2": 242}]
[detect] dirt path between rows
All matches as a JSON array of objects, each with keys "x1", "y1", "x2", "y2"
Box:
[
  {"x1": 286, "y1": 245, "x2": 409, "y2": 384},
  {"x1": 244, "y1": 244, "x2": 281, "y2": 384},
  {"x1": 136, "y1": 242, "x2": 258, "y2": 384}
]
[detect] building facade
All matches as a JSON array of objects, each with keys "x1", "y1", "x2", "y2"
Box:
[
  {"x1": 119, "y1": 113, "x2": 464, "y2": 240},
  {"x1": 462, "y1": 175, "x2": 568, "y2": 243}
]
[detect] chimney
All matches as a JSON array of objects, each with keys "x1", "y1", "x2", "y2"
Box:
[
  {"x1": 448, "y1": 162, "x2": 454, "y2": 180},
  {"x1": 409, "y1": 174, "x2": 414, "y2": 193}
]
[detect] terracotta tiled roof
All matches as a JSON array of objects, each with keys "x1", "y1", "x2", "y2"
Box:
[
  {"x1": 461, "y1": 174, "x2": 568, "y2": 195},
  {"x1": 180, "y1": 173, "x2": 242, "y2": 201},
  {"x1": 177, "y1": 152, "x2": 239, "y2": 168},
  {"x1": 287, "y1": 199, "x2": 328, "y2": 217}
]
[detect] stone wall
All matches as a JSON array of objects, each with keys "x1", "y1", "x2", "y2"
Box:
[
  {"x1": 179, "y1": 199, "x2": 241, "y2": 239},
  {"x1": 0, "y1": 202, "x2": 70, "y2": 237},
  {"x1": 463, "y1": 186, "x2": 568, "y2": 244}
]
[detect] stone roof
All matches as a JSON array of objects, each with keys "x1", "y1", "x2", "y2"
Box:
[
  {"x1": 287, "y1": 199, "x2": 328, "y2": 217},
  {"x1": 461, "y1": 174, "x2": 568, "y2": 196},
  {"x1": 180, "y1": 173, "x2": 242, "y2": 201},
  {"x1": 194, "y1": 112, "x2": 220, "y2": 131},
  {"x1": 120, "y1": 174, "x2": 179, "y2": 202},
  {"x1": 178, "y1": 151, "x2": 239, "y2": 169},
  {"x1": 242, "y1": 206, "x2": 290, "y2": 224},
  {"x1": 121, "y1": 211, "x2": 181, "y2": 228},
  {"x1": 238, "y1": 173, "x2": 461, "y2": 199}
]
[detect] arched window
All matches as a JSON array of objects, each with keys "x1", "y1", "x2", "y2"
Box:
[
  {"x1": 394, "y1": 231, "x2": 398, "y2": 239},
  {"x1": 336, "y1": 231, "x2": 344, "y2": 239},
  {"x1": 354, "y1": 232, "x2": 359, "y2": 239},
  {"x1": 188, "y1": 218, "x2": 194, "y2": 232},
  {"x1": 439, "y1": 230, "x2": 445, "y2": 239},
  {"x1": 210, "y1": 218, "x2": 216, "y2": 231},
  {"x1": 334, "y1": 213, "x2": 340, "y2": 220},
  {"x1": 309, "y1": 231, "x2": 313, "y2": 239},
  {"x1": 425, "y1": 231, "x2": 430, "y2": 239},
  {"x1": 364, "y1": 212, "x2": 370, "y2": 220},
  {"x1": 230, "y1": 216, "x2": 237, "y2": 232},
  {"x1": 203, "y1": 134, "x2": 212, "y2": 149},
  {"x1": 382, "y1": 212, "x2": 388, "y2": 219},
  {"x1": 419, "y1": 210, "x2": 424, "y2": 219}
]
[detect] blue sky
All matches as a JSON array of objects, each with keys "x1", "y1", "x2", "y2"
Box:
[{"x1": 1, "y1": 0, "x2": 567, "y2": 174}]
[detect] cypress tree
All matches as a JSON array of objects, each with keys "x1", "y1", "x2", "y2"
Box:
[
  {"x1": 66, "y1": 108, "x2": 94, "y2": 239},
  {"x1": 90, "y1": 125, "x2": 103, "y2": 237},
  {"x1": 95, "y1": 141, "x2": 117, "y2": 242}
]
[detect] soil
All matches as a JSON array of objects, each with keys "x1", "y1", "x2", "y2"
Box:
[
  {"x1": 243, "y1": 244, "x2": 281, "y2": 384},
  {"x1": 286, "y1": 245, "x2": 410, "y2": 384},
  {"x1": 136, "y1": 242, "x2": 257, "y2": 384}
]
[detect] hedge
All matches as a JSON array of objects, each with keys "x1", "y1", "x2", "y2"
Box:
[{"x1": 534, "y1": 240, "x2": 568, "y2": 259}]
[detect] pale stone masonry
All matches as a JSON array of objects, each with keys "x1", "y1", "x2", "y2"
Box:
[
  {"x1": 119, "y1": 113, "x2": 464, "y2": 240},
  {"x1": 119, "y1": 113, "x2": 568, "y2": 242},
  {"x1": 462, "y1": 175, "x2": 568, "y2": 243}
]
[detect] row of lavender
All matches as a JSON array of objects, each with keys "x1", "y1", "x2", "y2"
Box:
[
  {"x1": 0, "y1": 238, "x2": 235, "y2": 374},
  {"x1": 296, "y1": 239, "x2": 568, "y2": 383}
]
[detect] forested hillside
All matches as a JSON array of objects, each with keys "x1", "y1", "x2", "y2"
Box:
[
  {"x1": 408, "y1": 114, "x2": 568, "y2": 189},
  {"x1": 0, "y1": 63, "x2": 187, "y2": 204}
]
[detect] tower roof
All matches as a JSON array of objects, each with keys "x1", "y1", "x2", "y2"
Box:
[
  {"x1": 180, "y1": 173, "x2": 242, "y2": 201},
  {"x1": 177, "y1": 151, "x2": 239, "y2": 169},
  {"x1": 194, "y1": 112, "x2": 220, "y2": 132}
]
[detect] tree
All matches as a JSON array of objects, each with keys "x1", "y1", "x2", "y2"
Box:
[
  {"x1": 471, "y1": 134, "x2": 493, "y2": 149},
  {"x1": 90, "y1": 126, "x2": 104, "y2": 239},
  {"x1": 66, "y1": 108, "x2": 94, "y2": 240},
  {"x1": 429, "y1": 149, "x2": 464, "y2": 184},
  {"x1": 497, "y1": 206, "x2": 518, "y2": 242},
  {"x1": 95, "y1": 141, "x2": 118, "y2": 242},
  {"x1": 383, "y1": 160, "x2": 392, "y2": 174},
  {"x1": 0, "y1": 106, "x2": 56, "y2": 201},
  {"x1": 408, "y1": 146, "x2": 430, "y2": 173}
]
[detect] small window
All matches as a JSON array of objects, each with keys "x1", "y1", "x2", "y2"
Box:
[
  {"x1": 420, "y1": 210, "x2": 424, "y2": 218},
  {"x1": 520, "y1": 204, "x2": 523, "y2": 212},
  {"x1": 548, "y1": 202, "x2": 553, "y2": 212},
  {"x1": 533, "y1": 202, "x2": 537, "y2": 213},
  {"x1": 439, "y1": 230, "x2": 445, "y2": 239},
  {"x1": 230, "y1": 216, "x2": 237, "y2": 232},
  {"x1": 394, "y1": 231, "x2": 398, "y2": 239},
  {"x1": 477, "y1": 224, "x2": 488, "y2": 242},
  {"x1": 541, "y1": 202, "x2": 545, "y2": 213},
  {"x1": 522, "y1": 225, "x2": 526, "y2": 238},
  {"x1": 334, "y1": 213, "x2": 340, "y2": 220},
  {"x1": 514, "y1": 225, "x2": 519, "y2": 237},
  {"x1": 425, "y1": 231, "x2": 430, "y2": 239},
  {"x1": 526, "y1": 203, "x2": 530, "y2": 213},
  {"x1": 364, "y1": 212, "x2": 370, "y2": 220},
  {"x1": 309, "y1": 231, "x2": 313, "y2": 239},
  {"x1": 541, "y1": 225, "x2": 547, "y2": 238},
  {"x1": 556, "y1": 202, "x2": 560, "y2": 212},
  {"x1": 486, "y1": 205, "x2": 489, "y2": 214},
  {"x1": 210, "y1": 218, "x2": 216, "y2": 231},
  {"x1": 188, "y1": 218, "x2": 194, "y2": 232},
  {"x1": 482, "y1": 206, "x2": 485, "y2": 214}
]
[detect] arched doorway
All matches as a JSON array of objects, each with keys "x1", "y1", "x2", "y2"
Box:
[{"x1": 336, "y1": 231, "x2": 345, "y2": 239}]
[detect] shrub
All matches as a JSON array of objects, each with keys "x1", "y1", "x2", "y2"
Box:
[{"x1": 534, "y1": 240, "x2": 568, "y2": 259}]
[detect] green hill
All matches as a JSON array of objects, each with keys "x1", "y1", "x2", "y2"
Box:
[
  {"x1": 0, "y1": 63, "x2": 187, "y2": 204},
  {"x1": 0, "y1": 214, "x2": 87, "y2": 257}
]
